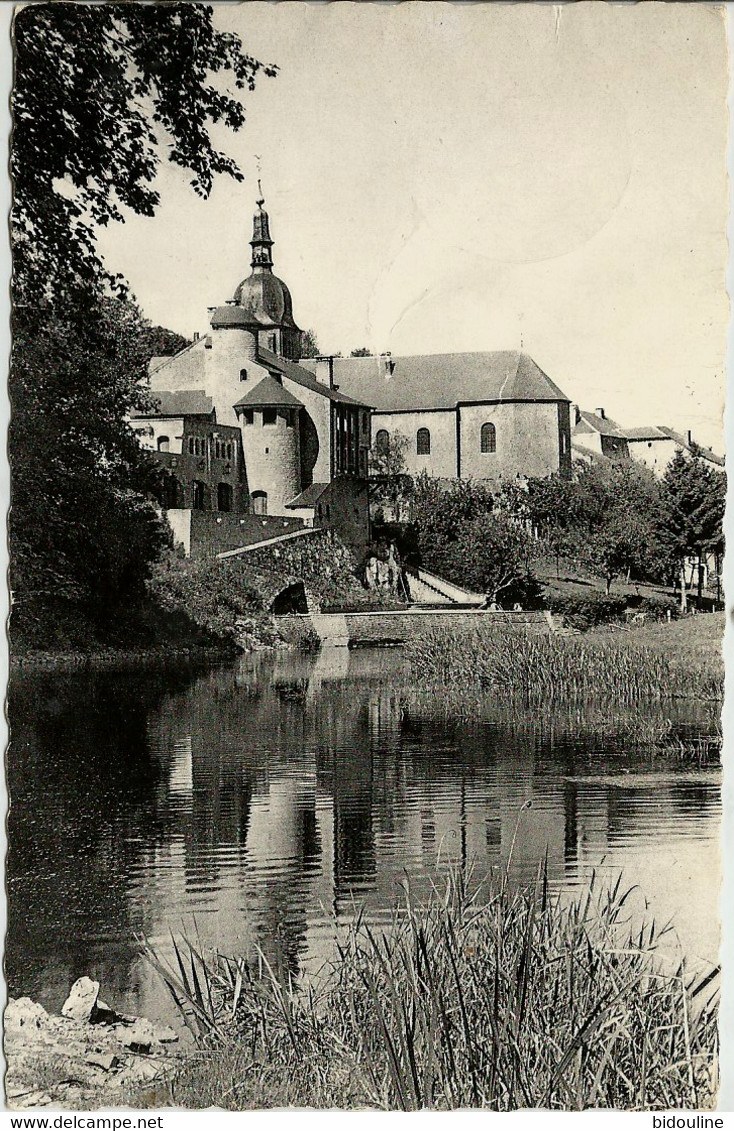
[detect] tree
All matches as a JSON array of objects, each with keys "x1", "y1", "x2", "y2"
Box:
[
  {"x1": 10, "y1": 4, "x2": 274, "y2": 623},
  {"x1": 449, "y1": 512, "x2": 536, "y2": 604},
  {"x1": 12, "y1": 3, "x2": 276, "y2": 304},
  {"x1": 369, "y1": 431, "x2": 413, "y2": 521},
  {"x1": 300, "y1": 329, "x2": 321, "y2": 358},
  {"x1": 350, "y1": 347, "x2": 373, "y2": 357},
  {"x1": 663, "y1": 451, "x2": 726, "y2": 607}
]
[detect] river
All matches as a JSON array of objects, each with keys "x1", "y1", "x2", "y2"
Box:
[{"x1": 7, "y1": 647, "x2": 721, "y2": 1027}]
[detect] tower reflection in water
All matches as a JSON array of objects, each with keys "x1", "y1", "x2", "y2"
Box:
[{"x1": 7, "y1": 647, "x2": 720, "y2": 1023}]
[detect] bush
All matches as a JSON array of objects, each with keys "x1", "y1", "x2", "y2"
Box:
[
  {"x1": 636, "y1": 595, "x2": 680, "y2": 622},
  {"x1": 548, "y1": 592, "x2": 628, "y2": 630},
  {"x1": 148, "y1": 555, "x2": 266, "y2": 641}
]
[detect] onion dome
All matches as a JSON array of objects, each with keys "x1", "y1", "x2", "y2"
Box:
[{"x1": 231, "y1": 193, "x2": 299, "y2": 329}]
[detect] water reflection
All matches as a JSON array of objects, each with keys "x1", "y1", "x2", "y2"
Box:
[{"x1": 7, "y1": 649, "x2": 720, "y2": 1024}]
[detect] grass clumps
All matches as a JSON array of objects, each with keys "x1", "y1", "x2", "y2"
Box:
[
  {"x1": 406, "y1": 616, "x2": 723, "y2": 703},
  {"x1": 139, "y1": 866, "x2": 718, "y2": 1111}
]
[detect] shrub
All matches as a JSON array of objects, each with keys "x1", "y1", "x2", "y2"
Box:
[
  {"x1": 636, "y1": 595, "x2": 680, "y2": 622},
  {"x1": 548, "y1": 592, "x2": 628, "y2": 630},
  {"x1": 148, "y1": 555, "x2": 265, "y2": 641}
]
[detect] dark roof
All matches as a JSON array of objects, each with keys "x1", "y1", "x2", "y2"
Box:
[
  {"x1": 131, "y1": 390, "x2": 213, "y2": 418},
  {"x1": 311, "y1": 351, "x2": 569, "y2": 413},
  {"x1": 285, "y1": 483, "x2": 330, "y2": 509},
  {"x1": 233, "y1": 270, "x2": 297, "y2": 328},
  {"x1": 233, "y1": 373, "x2": 304, "y2": 409},
  {"x1": 259, "y1": 348, "x2": 371, "y2": 407},
  {"x1": 574, "y1": 410, "x2": 626, "y2": 438},
  {"x1": 210, "y1": 304, "x2": 254, "y2": 329}
]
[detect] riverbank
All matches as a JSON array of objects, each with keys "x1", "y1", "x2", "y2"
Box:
[
  {"x1": 130, "y1": 868, "x2": 718, "y2": 1111},
  {"x1": 406, "y1": 612, "x2": 724, "y2": 703},
  {"x1": 6, "y1": 980, "x2": 183, "y2": 1110}
]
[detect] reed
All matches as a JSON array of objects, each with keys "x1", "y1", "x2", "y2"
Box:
[
  {"x1": 139, "y1": 864, "x2": 719, "y2": 1111},
  {"x1": 406, "y1": 622, "x2": 723, "y2": 703}
]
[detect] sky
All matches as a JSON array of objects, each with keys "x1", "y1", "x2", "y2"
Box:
[{"x1": 94, "y1": 2, "x2": 729, "y2": 451}]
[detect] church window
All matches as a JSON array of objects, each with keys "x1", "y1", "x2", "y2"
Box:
[
  {"x1": 262, "y1": 408, "x2": 277, "y2": 426},
  {"x1": 252, "y1": 491, "x2": 268, "y2": 515},
  {"x1": 560, "y1": 432, "x2": 568, "y2": 454},
  {"x1": 215, "y1": 440, "x2": 221, "y2": 458},
  {"x1": 188, "y1": 437, "x2": 195, "y2": 454},
  {"x1": 157, "y1": 435, "x2": 170, "y2": 453},
  {"x1": 375, "y1": 429, "x2": 389, "y2": 452},
  {"x1": 240, "y1": 368, "x2": 248, "y2": 381},
  {"x1": 481, "y1": 422, "x2": 497, "y2": 454},
  {"x1": 417, "y1": 427, "x2": 431, "y2": 455}
]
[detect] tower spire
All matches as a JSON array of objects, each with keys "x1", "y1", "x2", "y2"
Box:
[{"x1": 250, "y1": 187, "x2": 274, "y2": 271}]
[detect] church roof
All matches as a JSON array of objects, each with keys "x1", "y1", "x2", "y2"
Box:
[
  {"x1": 131, "y1": 390, "x2": 213, "y2": 418},
  {"x1": 233, "y1": 374, "x2": 304, "y2": 409},
  {"x1": 285, "y1": 483, "x2": 330, "y2": 509},
  {"x1": 259, "y1": 348, "x2": 372, "y2": 408},
  {"x1": 312, "y1": 351, "x2": 569, "y2": 412},
  {"x1": 233, "y1": 271, "x2": 297, "y2": 328}
]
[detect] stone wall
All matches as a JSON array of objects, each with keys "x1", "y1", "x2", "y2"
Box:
[
  {"x1": 167, "y1": 509, "x2": 307, "y2": 558},
  {"x1": 277, "y1": 608, "x2": 552, "y2": 646}
]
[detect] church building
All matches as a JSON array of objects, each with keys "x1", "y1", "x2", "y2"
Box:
[
  {"x1": 137, "y1": 193, "x2": 373, "y2": 557},
  {"x1": 303, "y1": 351, "x2": 572, "y2": 483}
]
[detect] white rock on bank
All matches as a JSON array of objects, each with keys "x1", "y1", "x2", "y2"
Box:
[
  {"x1": 5, "y1": 998, "x2": 49, "y2": 1032},
  {"x1": 62, "y1": 977, "x2": 101, "y2": 1023}
]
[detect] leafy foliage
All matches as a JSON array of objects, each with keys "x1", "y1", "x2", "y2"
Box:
[
  {"x1": 547, "y1": 592, "x2": 628, "y2": 630},
  {"x1": 369, "y1": 431, "x2": 413, "y2": 521},
  {"x1": 10, "y1": 4, "x2": 274, "y2": 637},
  {"x1": 663, "y1": 450, "x2": 725, "y2": 564},
  {"x1": 300, "y1": 328, "x2": 321, "y2": 358},
  {"x1": 12, "y1": 2, "x2": 276, "y2": 303},
  {"x1": 515, "y1": 463, "x2": 675, "y2": 592},
  {"x1": 10, "y1": 299, "x2": 172, "y2": 610},
  {"x1": 350, "y1": 346, "x2": 373, "y2": 356},
  {"x1": 409, "y1": 476, "x2": 536, "y2": 603}
]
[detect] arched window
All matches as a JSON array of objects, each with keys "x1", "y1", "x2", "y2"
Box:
[
  {"x1": 480, "y1": 422, "x2": 496, "y2": 454},
  {"x1": 240, "y1": 368, "x2": 248, "y2": 382},
  {"x1": 217, "y1": 483, "x2": 233, "y2": 512},
  {"x1": 192, "y1": 481, "x2": 207, "y2": 510},
  {"x1": 375, "y1": 429, "x2": 389, "y2": 452},
  {"x1": 417, "y1": 427, "x2": 431, "y2": 455},
  {"x1": 188, "y1": 437, "x2": 195, "y2": 455},
  {"x1": 157, "y1": 435, "x2": 170, "y2": 453},
  {"x1": 252, "y1": 491, "x2": 268, "y2": 516}
]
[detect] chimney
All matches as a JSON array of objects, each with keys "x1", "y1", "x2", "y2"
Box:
[
  {"x1": 686, "y1": 429, "x2": 693, "y2": 447},
  {"x1": 382, "y1": 352, "x2": 395, "y2": 378},
  {"x1": 193, "y1": 331, "x2": 200, "y2": 342},
  {"x1": 313, "y1": 356, "x2": 335, "y2": 389},
  {"x1": 595, "y1": 407, "x2": 605, "y2": 420},
  {"x1": 572, "y1": 404, "x2": 580, "y2": 425}
]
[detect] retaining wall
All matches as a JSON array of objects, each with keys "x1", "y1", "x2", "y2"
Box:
[{"x1": 276, "y1": 607, "x2": 553, "y2": 647}]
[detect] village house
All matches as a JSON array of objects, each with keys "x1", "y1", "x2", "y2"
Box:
[{"x1": 570, "y1": 406, "x2": 724, "y2": 478}]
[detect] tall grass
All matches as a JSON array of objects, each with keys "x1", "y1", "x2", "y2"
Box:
[
  {"x1": 139, "y1": 865, "x2": 718, "y2": 1110},
  {"x1": 406, "y1": 625, "x2": 723, "y2": 702}
]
